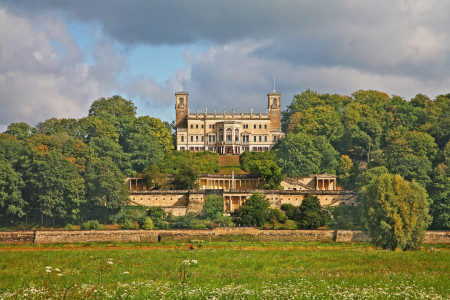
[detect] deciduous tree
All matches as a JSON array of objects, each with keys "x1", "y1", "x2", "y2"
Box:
[{"x1": 360, "y1": 173, "x2": 431, "y2": 250}]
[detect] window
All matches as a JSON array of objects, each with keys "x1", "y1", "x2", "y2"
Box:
[
  {"x1": 190, "y1": 124, "x2": 193, "y2": 129},
  {"x1": 212, "y1": 124, "x2": 215, "y2": 129},
  {"x1": 259, "y1": 124, "x2": 262, "y2": 129},
  {"x1": 226, "y1": 128, "x2": 232, "y2": 142},
  {"x1": 219, "y1": 129, "x2": 224, "y2": 141},
  {"x1": 264, "y1": 135, "x2": 267, "y2": 142},
  {"x1": 196, "y1": 135, "x2": 199, "y2": 142},
  {"x1": 181, "y1": 135, "x2": 184, "y2": 142},
  {"x1": 201, "y1": 124, "x2": 204, "y2": 129},
  {"x1": 264, "y1": 124, "x2": 267, "y2": 129},
  {"x1": 235, "y1": 129, "x2": 239, "y2": 141},
  {"x1": 196, "y1": 124, "x2": 198, "y2": 129},
  {"x1": 273, "y1": 135, "x2": 277, "y2": 142},
  {"x1": 201, "y1": 135, "x2": 204, "y2": 142},
  {"x1": 254, "y1": 124, "x2": 256, "y2": 129},
  {"x1": 254, "y1": 136, "x2": 257, "y2": 142},
  {"x1": 259, "y1": 136, "x2": 262, "y2": 142},
  {"x1": 191, "y1": 135, "x2": 194, "y2": 142}
]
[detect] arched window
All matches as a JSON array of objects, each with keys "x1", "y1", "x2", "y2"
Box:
[
  {"x1": 226, "y1": 128, "x2": 232, "y2": 142},
  {"x1": 219, "y1": 129, "x2": 224, "y2": 141},
  {"x1": 235, "y1": 129, "x2": 239, "y2": 141},
  {"x1": 179, "y1": 98, "x2": 184, "y2": 107}
]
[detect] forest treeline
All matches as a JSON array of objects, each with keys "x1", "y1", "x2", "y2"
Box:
[{"x1": 0, "y1": 90, "x2": 449, "y2": 230}]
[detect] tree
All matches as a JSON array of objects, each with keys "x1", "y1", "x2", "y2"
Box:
[
  {"x1": 429, "y1": 163, "x2": 450, "y2": 229},
  {"x1": 280, "y1": 203, "x2": 296, "y2": 220},
  {"x1": 360, "y1": 173, "x2": 431, "y2": 251},
  {"x1": 276, "y1": 132, "x2": 322, "y2": 177},
  {"x1": 25, "y1": 150, "x2": 85, "y2": 225},
  {"x1": 125, "y1": 132, "x2": 165, "y2": 173},
  {"x1": 201, "y1": 194, "x2": 223, "y2": 220},
  {"x1": 294, "y1": 195, "x2": 327, "y2": 229},
  {"x1": 172, "y1": 162, "x2": 199, "y2": 189},
  {"x1": 142, "y1": 165, "x2": 169, "y2": 190},
  {"x1": 389, "y1": 155, "x2": 432, "y2": 188},
  {"x1": 89, "y1": 136, "x2": 132, "y2": 176},
  {"x1": 0, "y1": 159, "x2": 26, "y2": 224},
  {"x1": 84, "y1": 156, "x2": 129, "y2": 220},
  {"x1": 147, "y1": 207, "x2": 166, "y2": 223},
  {"x1": 232, "y1": 193, "x2": 271, "y2": 227},
  {"x1": 5, "y1": 122, "x2": 35, "y2": 141}
]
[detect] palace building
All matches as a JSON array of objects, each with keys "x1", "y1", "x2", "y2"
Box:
[{"x1": 175, "y1": 90, "x2": 284, "y2": 154}]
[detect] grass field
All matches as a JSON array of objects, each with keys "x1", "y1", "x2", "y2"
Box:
[{"x1": 0, "y1": 241, "x2": 448, "y2": 299}]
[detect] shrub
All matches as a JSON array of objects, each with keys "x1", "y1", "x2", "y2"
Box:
[
  {"x1": 281, "y1": 203, "x2": 296, "y2": 220},
  {"x1": 81, "y1": 220, "x2": 100, "y2": 230},
  {"x1": 295, "y1": 195, "x2": 327, "y2": 229},
  {"x1": 155, "y1": 219, "x2": 170, "y2": 229},
  {"x1": 201, "y1": 195, "x2": 223, "y2": 220},
  {"x1": 214, "y1": 216, "x2": 233, "y2": 227},
  {"x1": 122, "y1": 219, "x2": 139, "y2": 230},
  {"x1": 64, "y1": 223, "x2": 74, "y2": 230},
  {"x1": 141, "y1": 218, "x2": 154, "y2": 230},
  {"x1": 147, "y1": 207, "x2": 166, "y2": 223},
  {"x1": 111, "y1": 206, "x2": 147, "y2": 224}
]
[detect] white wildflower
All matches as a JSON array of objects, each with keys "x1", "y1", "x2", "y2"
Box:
[
  {"x1": 45, "y1": 269, "x2": 51, "y2": 273},
  {"x1": 123, "y1": 271, "x2": 130, "y2": 275}
]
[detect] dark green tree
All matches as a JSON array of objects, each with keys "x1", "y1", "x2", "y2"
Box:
[
  {"x1": 201, "y1": 194, "x2": 223, "y2": 220},
  {"x1": 232, "y1": 193, "x2": 271, "y2": 227},
  {"x1": 84, "y1": 156, "x2": 129, "y2": 220},
  {"x1": 276, "y1": 132, "x2": 322, "y2": 177},
  {"x1": 0, "y1": 159, "x2": 26, "y2": 224},
  {"x1": 25, "y1": 150, "x2": 85, "y2": 225},
  {"x1": 172, "y1": 162, "x2": 199, "y2": 189},
  {"x1": 294, "y1": 195, "x2": 327, "y2": 229},
  {"x1": 5, "y1": 122, "x2": 36, "y2": 141},
  {"x1": 147, "y1": 206, "x2": 166, "y2": 223}
]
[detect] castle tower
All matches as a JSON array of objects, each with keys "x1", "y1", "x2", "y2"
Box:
[
  {"x1": 268, "y1": 91, "x2": 281, "y2": 130},
  {"x1": 175, "y1": 91, "x2": 189, "y2": 127}
]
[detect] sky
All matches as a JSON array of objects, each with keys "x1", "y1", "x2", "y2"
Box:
[{"x1": 1, "y1": 0, "x2": 450, "y2": 132}]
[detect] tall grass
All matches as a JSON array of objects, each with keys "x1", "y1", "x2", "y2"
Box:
[{"x1": 0, "y1": 241, "x2": 448, "y2": 299}]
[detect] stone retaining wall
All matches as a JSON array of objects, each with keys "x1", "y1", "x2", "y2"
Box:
[{"x1": 0, "y1": 229, "x2": 448, "y2": 244}]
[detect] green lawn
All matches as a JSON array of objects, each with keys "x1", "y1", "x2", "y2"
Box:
[{"x1": 0, "y1": 241, "x2": 448, "y2": 299}]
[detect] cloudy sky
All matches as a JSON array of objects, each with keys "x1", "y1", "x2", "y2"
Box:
[{"x1": 1, "y1": 0, "x2": 449, "y2": 131}]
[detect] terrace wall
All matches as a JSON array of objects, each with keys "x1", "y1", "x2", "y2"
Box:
[{"x1": 0, "y1": 229, "x2": 448, "y2": 244}]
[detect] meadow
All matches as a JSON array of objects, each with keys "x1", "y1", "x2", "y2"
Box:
[{"x1": 0, "y1": 241, "x2": 448, "y2": 299}]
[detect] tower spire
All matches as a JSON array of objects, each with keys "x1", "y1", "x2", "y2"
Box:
[{"x1": 273, "y1": 76, "x2": 276, "y2": 93}]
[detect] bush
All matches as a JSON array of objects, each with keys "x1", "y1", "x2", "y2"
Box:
[
  {"x1": 214, "y1": 216, "x2": 233, "y2": 227},
  {"x1": 147, "y1": 207, "x2": 166, "y2": 223},
  {"x1": 295, "y1": 195, "x2": 327, "y2": 229},
  {"x1": 201, "y1": 195, "x2": 223, "y2": 220},
  {"x1": 82, "y1": 220, "x2": 101, "y2": 230},
  {"x1": 281, "y1": 203, "x2": 296, "y2": 220},
  {"x1": 141, "y1": 217, "x2": 154, "y2": 230},
  {"x1": 64, "y1": 223, "x2": 74, "y2": 230},
  {"x1": 155, "y1": 219, "x2": 170, "y2": 229},
  {"x1": 122, "y1": 219, "x2": 139, "y2": 230},
  {"x1": 111, "y1": 206, "x2": 148, "y2": 224},
  {"x1": 191, "y1": 222, "x2": 207, "y2": 230}
]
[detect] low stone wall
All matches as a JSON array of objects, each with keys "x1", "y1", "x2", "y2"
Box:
[
  {"x1": 0, "y1": 231, "x2": 35, "y2": 243},
  {"x1": 424, "y1": 231, "x2": 450, "y2": 243},
  {"x1": 0, "y1": 229, "x2": 449, "y2": 244},
  {"x1": 259, "y1": 230, "x2": 335, "y2": 242}
]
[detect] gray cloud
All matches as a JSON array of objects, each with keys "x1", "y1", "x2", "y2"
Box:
[
  {"x1": 3, "y1": 0, "x2": 449, "y2": 80},
  {"x1": 0, "y1": 7, "x2": 124, "y2": 131},
  {"x1": 1, "y1": 0, "x2": 449, "y2": 129}
]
